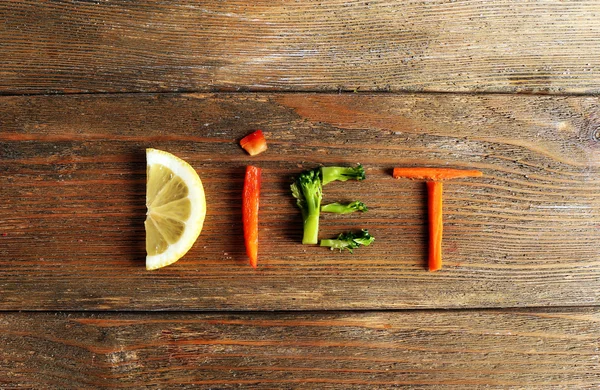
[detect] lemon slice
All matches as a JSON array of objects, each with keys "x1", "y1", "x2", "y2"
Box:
[{"x1": 145, "y1": 148, "x2": 206, "y2": 270}]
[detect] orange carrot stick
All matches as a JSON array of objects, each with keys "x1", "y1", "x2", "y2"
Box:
[
  {"x1": 427, "y1": 181, "x2": 443, "y2": 272},
  {"x1": 393, "y1": 167, "x2": 482, "y2": 181},
  {"x1": 393, "y1": 167, "x2": 483, "y2": 272}
]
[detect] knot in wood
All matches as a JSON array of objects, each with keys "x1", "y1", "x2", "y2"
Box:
[{"x1": 582, "y1": 113, "x2": 600, "y2": 143}]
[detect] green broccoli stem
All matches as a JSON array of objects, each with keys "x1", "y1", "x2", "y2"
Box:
[
  {"x1": 321, "y1": 201, "x2": 367, "y2": 214},
  {"x1": 321, "y1": 202, "x2": 349, "y2": 213},
  {"x1": 320, "y1": 229, "x2": 374, "y2": 253},
  {"x1": 321, "y1": 167, "x2": 346, "y2": 186},
  {"x1": 302, "y1": 211, "x2": 320, "y2": 245},
  {"x1": 321, "y1": 165, "x2": 365, "y2": 186},
  {"x1": 319, "y1": 239, "x2": 347, "y2": 250},
  {"x1": 298, "y1": 169, "x2": 322, "y2": 245}
]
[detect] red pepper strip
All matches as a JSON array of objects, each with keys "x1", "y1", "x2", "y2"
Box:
[
  {"x1": 240, "y1": 130, "x2": 268, "y2": 156},
  {"x1": 242, "y1": 166, "x2": 261, "y2": 268},
  {"x1": 427, "y1": 181, "x2": 443, "y2": 272}
]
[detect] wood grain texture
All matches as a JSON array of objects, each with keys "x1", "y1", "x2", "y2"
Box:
[
  {"x1": 3, "y1": 0, "x2": 600, "y2": 94},
  {"x1": 1, "y1": 93, "x2": 600, "y2": 310},
  {"x1": 0, "y1": 309, "x2": 598, "y2": 388}
]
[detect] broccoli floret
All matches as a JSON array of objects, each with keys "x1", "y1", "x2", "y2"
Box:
[
  {"x1": 292, "y1": 165, "x2": 367, "y2": 245},
  {"x1": 321, "y1": 164, "x2": 365, "y2": 186},
  {"x1": 321, "y1": 201, "x2": 368, "y2": 214},
  {"x1": 320, "y1": 229, "x2": 375, "y2": 253},
  {"x1": 291, "y1": 168, "x2": 322, "y2": 245}
]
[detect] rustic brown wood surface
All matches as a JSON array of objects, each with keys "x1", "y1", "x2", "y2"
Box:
[
  {"x1": 3, "y1": 0, "x2": 600, "y2": 386},
  {"x1": 1, "y1": 93, "x2": 599, "y2": 311},
  {"x1": 1, "y1": 308, "x2": 598, "y2": 388},
  {"x1": 3, "y1": 0, "x2": 600, "y2": 94}
]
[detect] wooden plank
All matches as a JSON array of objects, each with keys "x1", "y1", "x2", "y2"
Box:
[
  {"x1": 0, "y1": 308, "x2": 598, "y2": 388},
  {"x1": 3, "y1": 1, "x2": 600, "y2": 94},
  {"x1": 1, "y1": 93, "x2": 599, "y2": 310}
]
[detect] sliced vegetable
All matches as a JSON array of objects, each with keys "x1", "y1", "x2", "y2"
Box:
[
  {"x1": 392, "y1": 167, "x2": 482, "y2": 181},
  {"x1": 393, "y1": 167, "x2": 483, "y2": 272},
  {"x1": 321, "y1": 201, "x2": 368, "y2": 214},
  {"x1": 240, "y1": 130, "x2": 268, "y2": 156},
  {"x1": 242, "y1": 165, "x2": 261, "y2": 267},
  {"x1": 321, "y1": 164, "x2": 365, "y2": 185},
  {"x1": 291, "y1": 168, "x2": 322, "y2": 245},
  {"x1": 292, "y1": 165, "x2": 367, "y2": 245},
  {"x1": 320, "y1": 229, "x2": 375, "y2": 253},
  {"x1": 427, "y1": 181, "x2": 443, "y2": 272}
]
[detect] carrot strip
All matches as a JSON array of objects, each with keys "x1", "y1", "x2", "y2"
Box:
[
  {"x1": 427, "y1": 181, "x2": 443, "y2": 272},
  {"x1": 393, "y1": 166, "x2": 483, "y2": 272},
  {"x1": 393, "y1": 167, "x2": 482, "y2": 181}
]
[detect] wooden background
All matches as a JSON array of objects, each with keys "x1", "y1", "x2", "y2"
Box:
[{"x1": 1, "y1": 1, "x2": 599, "y2": 388}]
